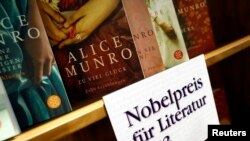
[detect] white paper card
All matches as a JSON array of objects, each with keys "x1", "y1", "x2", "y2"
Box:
[
  {"x1": 103, "y1": 55, "x2": 219, "y2": 141},
  {"x1": 0, "y1": 110, "x2": 18, "y2": 140},
  {"x1": 0, "y1": 79, "x2": 20, "y2": 141}
]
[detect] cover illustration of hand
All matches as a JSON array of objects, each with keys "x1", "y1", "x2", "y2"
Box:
[{"x1": 38, "y1": 0, "x2": 119, "y2": 48}]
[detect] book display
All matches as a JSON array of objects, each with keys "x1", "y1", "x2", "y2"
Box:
[
  {"x1": 1, "y1": 0, "x2": 249, "y2": 140},
  {"x1": 0, "y1": 0, "x2": 72, "y2": 131},
  {"x1": 38, "y1": 0, "x2": 174, "y2": 101}
]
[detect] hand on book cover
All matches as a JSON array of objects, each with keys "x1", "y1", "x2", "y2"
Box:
[
  {"x1": 38, "y1": 0, "x2": 119, "y2": 48},
  {"x1": 154, "y1": 17, "x2": 177, "y2": 40},
  {"x1": 24, "y1": 0, "x2": 56, "y2": 84},
  {"x1": 37, "y1": 0, "x2": 67, "y2": 47},
  {"x1": 58, "y1": 0, "x2": 119, "y2": 48},
  {"x1": 0, "y1": 0, "x2": 72, "y2": 130}
]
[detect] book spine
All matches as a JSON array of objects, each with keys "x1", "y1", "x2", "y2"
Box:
[
  {"x1": 122, "y1": 0, "x2": 165, "y2": 77},
  {"x1": 173, "y1": 0, "x2": 216, "y2": 58},
  {"x1": 146, "y1": 0, "x2": 189, "y2": 69}
]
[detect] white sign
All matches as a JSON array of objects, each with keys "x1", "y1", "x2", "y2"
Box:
[{"x1": 103, "y1": 55, "x2": 219, "y2": 141}]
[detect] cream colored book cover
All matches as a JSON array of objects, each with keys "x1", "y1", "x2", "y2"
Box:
[{"x1": 146, "y1": 0, "x2": 189, "y2": 68}]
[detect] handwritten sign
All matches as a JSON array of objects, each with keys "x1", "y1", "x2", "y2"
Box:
[{"x1": 103, "y1": 55, "x2": 219, "y2": 141}]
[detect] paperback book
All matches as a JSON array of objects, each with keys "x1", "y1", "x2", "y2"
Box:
[
  {"x1": 172, "y1": 0, "x2": 216, "y2": 58},
  {"x1": 146, "y1": 0, "x2": 189, "y2": 69},
  {"x1": 0, "y1": 78, "x2": 20, "y2": 141},
  {"x1": 122, "y1": 0, "x2": 164, "y2": 77},
  {"x1": 38, "y1": 0, "x2": 146, "y2": 100},
  {"x1": 0, "y1": 0, "x2": 72, "y2": 130}
]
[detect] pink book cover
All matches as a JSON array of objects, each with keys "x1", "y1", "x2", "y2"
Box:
[
  {"x1": 122, "y1": 0, "x2": 164, "y2": 77},
  {"x1": 173, "y1": 0, "x2": 216, "y2": 58}
]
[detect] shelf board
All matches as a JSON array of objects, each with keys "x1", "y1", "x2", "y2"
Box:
[
  {"x1": 205, "y1": 35, "x2": 250, "y2": 66},
  {"x1": 12, "y1": 35, "x2": 250, "y2": 141},
  {"x1": 12, "y1": 100, "x2": 107, "y2": 141}
]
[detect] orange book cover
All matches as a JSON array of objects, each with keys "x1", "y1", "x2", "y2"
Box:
[
  {"x1": 38, "y1": 0, "x2": 144, "y2": 100},
  {"x1": 173, "y1": 0, "x2": 216, "y2": 58},
  {"x1": 122, "y1": 0, "x2": 164, "y2": 77}
]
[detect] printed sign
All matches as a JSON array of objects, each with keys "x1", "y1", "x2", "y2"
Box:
[{"x1": 103, "y1": 55, "x2": 219, "y2": 141}]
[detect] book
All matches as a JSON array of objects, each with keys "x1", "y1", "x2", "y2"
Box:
[
  {"x1": 122, "y1": 0, "x2": 165, "y2": 77},
  {"x1": 172, "y1": 0, "x2": 216, "y2": 58},
  {"x1": 0, "y1": 0, "x2": 72, "y2": 130},
  {"x1": 38, "y1": 0, "x2": 145, "y2": 100},
  {"x1": 213, "y1": 88, "x2": 231, "y2": 125},
  {"x1": 0, "y1": 78, "x2": 20, "y2": 141},
  {"x1": 146, "y1": 0, "x2": 189, "y2": 69}
]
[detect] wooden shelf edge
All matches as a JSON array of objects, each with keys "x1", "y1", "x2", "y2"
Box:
[
  {"x1": 12, "y1": 35, "x2": 250, "y2": 141},
  {"x1": 205, "y1": 35, "x2": 250, "y2": 67},
  {"x1": 12, "y1": 100, "x2": 107, "y2": 141}
]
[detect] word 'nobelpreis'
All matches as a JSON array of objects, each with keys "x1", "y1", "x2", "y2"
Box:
[{"x1": 125, "y1": 77, "x2": 203, "y2": 127}]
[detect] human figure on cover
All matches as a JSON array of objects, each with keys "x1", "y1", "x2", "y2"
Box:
[
  {"x1": 37, "y1": 0, "x2": 144, "y2": 99},
  {"x1": 37, "y1": 0, "x2": 120, "y2": 48},
  {"x1": 0, "y1": 0, "x2": 71, "y2": 130}
]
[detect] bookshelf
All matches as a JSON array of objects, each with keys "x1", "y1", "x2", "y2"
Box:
[
  {"x1": 11, "y1": 35, "x2": 250, "y2": 141},
  {"x1": 8, "y1": 0, "x2": 250, "y2": 140}
]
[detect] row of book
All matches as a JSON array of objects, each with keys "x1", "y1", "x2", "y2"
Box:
[{"x1": 0, "y1": 0, "x2": 217, "y2": 140}]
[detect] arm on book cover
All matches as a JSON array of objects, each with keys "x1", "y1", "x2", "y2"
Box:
[
  {"x1": 23, "y1": 0, "x2": 55, "y2": 84},
  {"x1": 58, "y1": 0, "x2": 120, "y2": 48},
  {"x1": 37, "y1": 0, "x2": 67, "y2": 46}
]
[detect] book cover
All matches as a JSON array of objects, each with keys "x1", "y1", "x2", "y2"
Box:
[
  {"x1": 146, "y1": 0, "x2": 189, "y2": 69},
  {"x1": 172, "y1": 0, "x2": 216, "y2": 58},
  {"x1": 38, "y1": 0, "x2": 144, "y2": 100},
  {"x1": 213, "y1": 88, "x2": 231, "y2": 125},
  {"x1": 0, "y1": 78, "x2": 20, "y2": 141},
  {"x1": 122, "y1": 0, "x2": 164, "y2": 77},
  {"x1": 0, "y1": 0, "x2": 72, "y2": 130}
]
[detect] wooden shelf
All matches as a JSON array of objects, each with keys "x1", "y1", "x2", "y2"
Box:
[
  {"x1": 12, "y1": 100, "x2": 107, "y2": 141},
  {"x1": 12, "y1": 35, "x2": 250, "y2": 141},
  {"x1": 205, "y1": 35, "x2": 250, "y2": 66}
]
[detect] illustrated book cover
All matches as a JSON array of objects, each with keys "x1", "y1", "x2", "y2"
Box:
[
  {"x1": 0, "y1": 0, "x2": 72, "y2": 130},
  {"x1": 146, "y1": 0, "x2": 189, "y2": 69},
  {"x1": 122, "y1": 0, "x2": 164, "y2": 77},
  {"x1": 172, "y1": 0, "x2": 216, "y2": 58},
  {"x1": 0, "y1": 78, "x2": 20, "y2": 141},
  {"x1": 38, "y1": 0, "x2": 145, "y2": 100}
]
